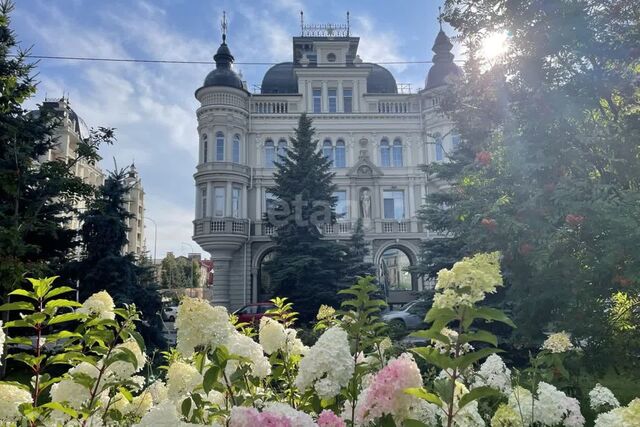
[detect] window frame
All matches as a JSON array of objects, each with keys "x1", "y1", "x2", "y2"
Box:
[
  {"x1": 312, "y1": 88, "x2": 322, "y2": 113},
  {"x1": 380, "y1": 138, "x2": 391, "y2": 167},
  {"x1": 232, "y1": 134, "x2": 241, "y2": 163},
  {"x1": 334, "y1": 139, "x2": 346, "y2": 168},
  {"x1": 343, "y1": 88, "x2": 353, "y2": 113},
  {"x1": 214, "y1": 186, "x2": 225, "y2": 217},
  {"x1": 264, "y1": 139, "x2": 275, "y2": 168},
  {"x1": 323, "y1": 139, "x2": 334, "y2": 164},
  {"x1": 383, "y1": 190, "x2": 405, "y2": 220},
  {"x1": 392, "y1": 138, "x2": 403, "y2": 167},
  {"x1": 328, "y1": 88, "x2": 337, "y2": 113},
  {"x1": 202, "y1": 133, "x2": 208, "y2": 163},
  {"x1": 200, "y1": 186, "x2": 207, "y2": 218},
  {"x1": 231, "y1": 186, "x2": 241, "y2": 218},
  {"x1": 215, "y1": 131, "x2": 225, "y2": 161},
  {"x1": 333, "y1": 190, "x2": 347, "y2": 218}
]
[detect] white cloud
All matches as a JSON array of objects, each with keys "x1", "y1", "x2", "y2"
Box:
[{"x1": 352, "y1": 15, "x2": 408, "y2": 73}]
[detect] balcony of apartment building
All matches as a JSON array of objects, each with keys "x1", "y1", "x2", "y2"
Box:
[{"x1": 193, "y1": 217, "x2": 250, "y2": 238}]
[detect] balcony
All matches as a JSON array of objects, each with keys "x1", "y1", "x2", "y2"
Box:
[
  {"x1": 195, "y1": 162, "x2": 251, "y2": 181},
  {"x1": 193, "y1": 218, "x2": 249, "y2": 237}
]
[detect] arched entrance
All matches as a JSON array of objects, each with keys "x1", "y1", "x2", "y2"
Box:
[
  {"x1": 257, "y1": 251, "x2": 275, "y2": 302},
  {"x1": 377, "y1": 247, "x2": 413, "y2": 293}
]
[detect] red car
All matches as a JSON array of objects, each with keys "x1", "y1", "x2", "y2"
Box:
[{"x1": 234, "y1": 302, "x2": 276, "y2": 325}]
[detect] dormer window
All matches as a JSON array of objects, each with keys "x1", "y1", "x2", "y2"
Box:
[{"x1": 327, "y1": 53, "x2": 336, "y2": 63}]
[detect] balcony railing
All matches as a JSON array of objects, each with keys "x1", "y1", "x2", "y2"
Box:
[
  {"x1": 251, "y1": 101, "x2": 289, "y2": 114},
  {"x1": 193, "y1": 218, "x2": 249, "y2": 237},
  {"x1": 252, "y1": 219, "x2": 422, "y2": 236}
]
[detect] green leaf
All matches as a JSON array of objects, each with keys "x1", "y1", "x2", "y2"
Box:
[
  {"x1": 6, "y1": 337, "x2": 33, "y2": 346},
  {"x1": 411, "y1": 329, "x2": 448, "y2": 343},
  {"x1": 203, "y1": 366, "x2": 220, "y2": 394},
  {"x1": 454, "y1": 348, "x2": 503, "y2": 370},
  {"x1": 44, "y1": 286, "x2": 77, "y2": 300},
  {"x1": 8, "y1": 289, "x2": 36, "y2": 300},
  {"x1": 47, "y1": 312, "x2": 84, "y2": 326},
  {"x1": 118, "y1": 387, "x2": 133, "y2": 402},
  {"x1": 181, "y1": 397, "x2": 192, "y2": 417},
  {"x1": 3, "y1": 319, "x2": 32, "y2": 328},
  {"x1": 41, "y1": 402, "x2": 79, "y2": 418},
  {"x1": 45, "y1": 352, "x2": 84, "y2": 367},
  {"x1": 458, "y1": 386, "x2": 502, "y2": 410},
  {"x1": 426, "y1": 307, "x2": 457, "y2": 323},
  {"x1": 458, "y1": 330, "x2": 498, "y2": 346},
  {"x1": 411, "y1": 346, "x2": 454, "y2": 370},
  {"x1": 45, "y1": 299, "x2": 82, "y2": 309},
  {"x1": 0, "y1": 301, "x2": 34, "y2": 312},
  {"x1": 470, "y1": 307, "x2": 516, "y2": 328},
  {"x1": 404, "y1": 387, "x2": 443, "y2": 407},
  {"x1": 403, "y1": 419, "x2": 429, "y2": 427}
]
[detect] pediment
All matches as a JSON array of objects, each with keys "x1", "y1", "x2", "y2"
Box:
[{"x1": 347, "y1": 155, "x2": 384, "y2": 178}]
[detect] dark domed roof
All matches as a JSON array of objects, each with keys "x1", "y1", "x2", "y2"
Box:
[
  {"x1": 366, "y1": 63, "x2": 398, "y2": 94},
  {"x1": 260, "y1": 62, "x2": 398, "y2": 94},
  {"x1": 425, "y1": 30, "x2": 463, "y2": 90},
  {"x1": 261, "y1": 62, "x2": 297, "y2": 94},
  {"x1": 201, "y1": 42, "x2": 244, "y2": 90}
]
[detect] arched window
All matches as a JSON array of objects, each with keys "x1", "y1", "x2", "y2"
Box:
[
  {"x1": 277, "y1": 139, "x2": 287, "y2": 163},
  {"x1": 392, "y1": 138, "x2": 403, "y2": 167},
  {"x1": 202, "y1": 133, "x2": 208, "y2": 163},
  {"x1": 323, "y1": 139, "x2": 334, "y2": 164},
  {"x1": 380, "y1": 138, "x2": 391, "y2": 167},
  {"x1": 334, "y1": 139, "x2": 346, "y2": 168},
  {"x1": 215, "y1": 131, "x2": 225, "y2": 161},
  {"x1": 258, "y1": 251, "x2": 276, "y2": 301},
  {"x1": 378, "y1": 247, "x2": 413, "y2": 291},
  {"x1": 264, "y1": 139, "x2": 275, "y2": 167},
  {"x1": 232, "y1": 134, "x2": 241, "y2": 163}
]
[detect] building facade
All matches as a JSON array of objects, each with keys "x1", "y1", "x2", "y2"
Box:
[
  {"x1": 38, "y1": 98, "x2": 147, "y2": 258},
  {"x1": 193, "y1": 22, "x2": 461, "y2": 309}
]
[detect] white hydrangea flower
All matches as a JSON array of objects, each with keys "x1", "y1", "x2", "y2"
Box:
[
  {"x1": 564, "y1": 396, "x2": 586, "y2": 427},
  {"x1": 295, "y1": 326, "x2": 354, "y2": 399},
  {"x1": 175, "y1": 297, "x2": 235, "y2": 357},
  {"x1": 407, "y1": 399, "x2": 440, "y2": 426},
  {"x1": 432, "y1": 328, "x2": 474, "y2": 355},
  {"x1": 111, "y1": 390, "x2": 153, "y2": 418},
  {"x1": 50, "y1": 362, "x2": 101, "y2": 410},
  {"x1": 147, "y1": 380, "x2": 169, "y2": 405},
  {"x1": 472, "y1": 354, "x2": 512, "y2": 394},
  {"x1": 108, "y1": 339, "x2": 145, "y2": 380},
  {"x1": 0, "y1": 383, "x2": 31, "y2": 422},
  {"x1": 226, "y1": 331, "x2": 271, "y2": 379},
  {"x1": 166, "y1": 360, "x2": 203, "y2": 401},
  {"x1": 452, "y1": 382, "x2": 485, "y2": 427},
  {"x1": 284, "y1": 328, "x2": 308, "y2": 356},
  {"x1": 508, "y1": 386, "x2": 536, "y2": 426},
  {"x1": 134, "y1": 400, "x2": 183, "y2": 427},
  {"x1": 589, "y1": 383, "x2": 620, "y2": 411},
  {"x1": 78, "y1": 290, "x2": 115, "y2": 320},
  {"x1": 542, "y1": 332, "x2": 574, "y2": 353},
  {"x1": 536, "y1": 382, "x2": 575, "y2": 426},
  {"x1": 205, "y1": 389, "x2": 226, "y2": 408},
  {"x1": 259, "y1": 317, "x2": 286, "y2": 355},
  {"x1": 594, "y1": 398, "x2": 640, "y2": 427}
]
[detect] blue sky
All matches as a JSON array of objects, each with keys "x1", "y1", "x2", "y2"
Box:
[{"x1": 12, "y1": 0, "x2": 458, "y2": 259}]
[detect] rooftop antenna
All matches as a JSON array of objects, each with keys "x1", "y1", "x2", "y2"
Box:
[
  {"x1": 221, "y1": 10, "x2": 227, "y2": 43},
  {"x1": 347, "y1": 11, "x2": 350, "y2": 36},
  {"x1": 300, "y1": 10, "x2": 304, "y2": 36},
  {"x1": 438, "y1": 6, "x2": 443, "y2": 30}
]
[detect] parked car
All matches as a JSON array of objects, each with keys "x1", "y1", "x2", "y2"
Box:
[
  {"x1": 234, "y1": 302, "x2": 276, "y2": 325},
  {"x1": 381, "y1": 300, "x2": 431, "y2": 332},
  {"x1": 162, "y1": 306, "x2": 178, "y2": 322}
]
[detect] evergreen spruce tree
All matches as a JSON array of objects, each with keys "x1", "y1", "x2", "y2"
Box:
[
  {"x1": 69, "y1": 168, "x2": 165, "y2": 350},
  {"x1": 264, "y1": 114, "x2": 344, "y2": 319},
  {"x1": 0, "y1": 0, "x2": 111, "y2": 293},
  {"x1": 339, "y1": 218, "x2": 376, "y2": 288}
]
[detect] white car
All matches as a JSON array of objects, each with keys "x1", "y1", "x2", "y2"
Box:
[{"x1": 162, "y1": 306, "x2": 178, "y2": 322}]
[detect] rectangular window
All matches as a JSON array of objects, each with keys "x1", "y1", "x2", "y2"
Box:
[
  {"x1": 328, "y1": 88, "x2": 337, "y2": 113},
  {"x1": 383, "y1": 190, "x2": 405, "y2": 220},
  {"x1": 312, "y1": 88, "x2": 322, "y2": 113},
  {"x1": 333, "y1": 191, "x2": 347, "y2": 218},
  {"x1": 216, "y1": 139, "x2": 224, "y2": 161},
  {"x1": 232, "y1": 187, "x2": 241, "y2": 218},
  {"x1": 265, "y1": 191, "x2": 277, "y2": 213},
  {"x1": 203, "y1": 139, "x2": 208, "y2": 162},
  {"x1": 343, "y1": 89, "x2": 352, "y2": 113},
  {"x1": 200, "y1": 187, "x2": 207, "y2": 217},
  {"x1": 232, "y1": 138, "x2": 240, "y2": 163},
  {"x1": 214, "y1": 187, "x2": 225, "y2": 217},
  {"x1": 451, "y1": 134, "x2": 460, "y2": 149},
  {"x1": 435, "y1": 138, "x2": 444, "y2": 161}
]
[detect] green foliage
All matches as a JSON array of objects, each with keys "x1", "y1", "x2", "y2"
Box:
[
  {"x1": 0, "y1": 0, "x2": 113, "y2": 292},
  {"x1": 339, "y1": 219, "x2": 377, "y2": 289},
  {"x1": 67, "y1": 168, "x2": 164, "y2": 351},
  {"x1": 0, "y1": 277, "x2": 143, "y2": 425},
  {"x1": 416, "y1": 0, "x2": 640, "y2": 373},
  {"x1": 160, "y1": 253, "x2": 202, "y2": 289},
  {"x1": 264, "y1": 114, "x2": 346, "y2": 320}
]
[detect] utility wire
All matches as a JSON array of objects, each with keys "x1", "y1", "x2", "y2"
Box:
[{"x1": 17, "y1": 54, "x2": 465, "y2": 65}]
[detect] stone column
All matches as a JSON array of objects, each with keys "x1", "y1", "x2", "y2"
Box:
[
  {"x1": 321, "y1": 81, "x2": 328, "y2": 113},
  {"x1": 338, "y1": 80, "x2": 344, "y2": 112},
  {"x1": 206, "y1": 182, "x2": 213, "y2": 217},
  {"x1": 211, "y1": 257, "x2": 231, "y2": 305}
]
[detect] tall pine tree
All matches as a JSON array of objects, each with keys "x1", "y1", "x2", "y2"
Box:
[
  {"x1": 339, "y1": 218, "x2": 376, "y2": 288},
  {"x1": 264, "y1": 114, "x2": 345, "y2": 319},
  {"x1": 68, "y1": 168, "x2": 165, "y2": 350},
  {"x1": 0, "y1": 0, "x2": 112, "y2": 293}
]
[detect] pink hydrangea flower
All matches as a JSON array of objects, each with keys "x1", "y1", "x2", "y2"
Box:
[
  {"x1": 355, "y1": 353, "x2": 423, "y2": 425},
  {"x1": 229, "y1": 407, "x2": 292, "y2": 427},
  {"x1": 317, "y1": 409, "x2": 347, "y2": 427}
]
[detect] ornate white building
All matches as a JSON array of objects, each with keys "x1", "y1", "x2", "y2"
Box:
[{"x1": 192, "y1": 19, "x2": 461, "y2": 309}]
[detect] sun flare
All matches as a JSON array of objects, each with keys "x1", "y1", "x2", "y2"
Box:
[{"x1": 480, "y1": 31, "x2": 510, "y2": 60}]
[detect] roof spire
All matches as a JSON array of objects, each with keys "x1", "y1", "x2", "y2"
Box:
[
  {"x1": 221, "y1": 10, "x2": 227, "y2": 43},
  {"x1": 438, "y1": 6, "x2": 443, "y2": 30},
  {"x1": 300, "y1": 10, "x2": 304, "y2": 36},
  {"x1": 347, "y1": 11, "x2": 350, "y2": 36}
]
